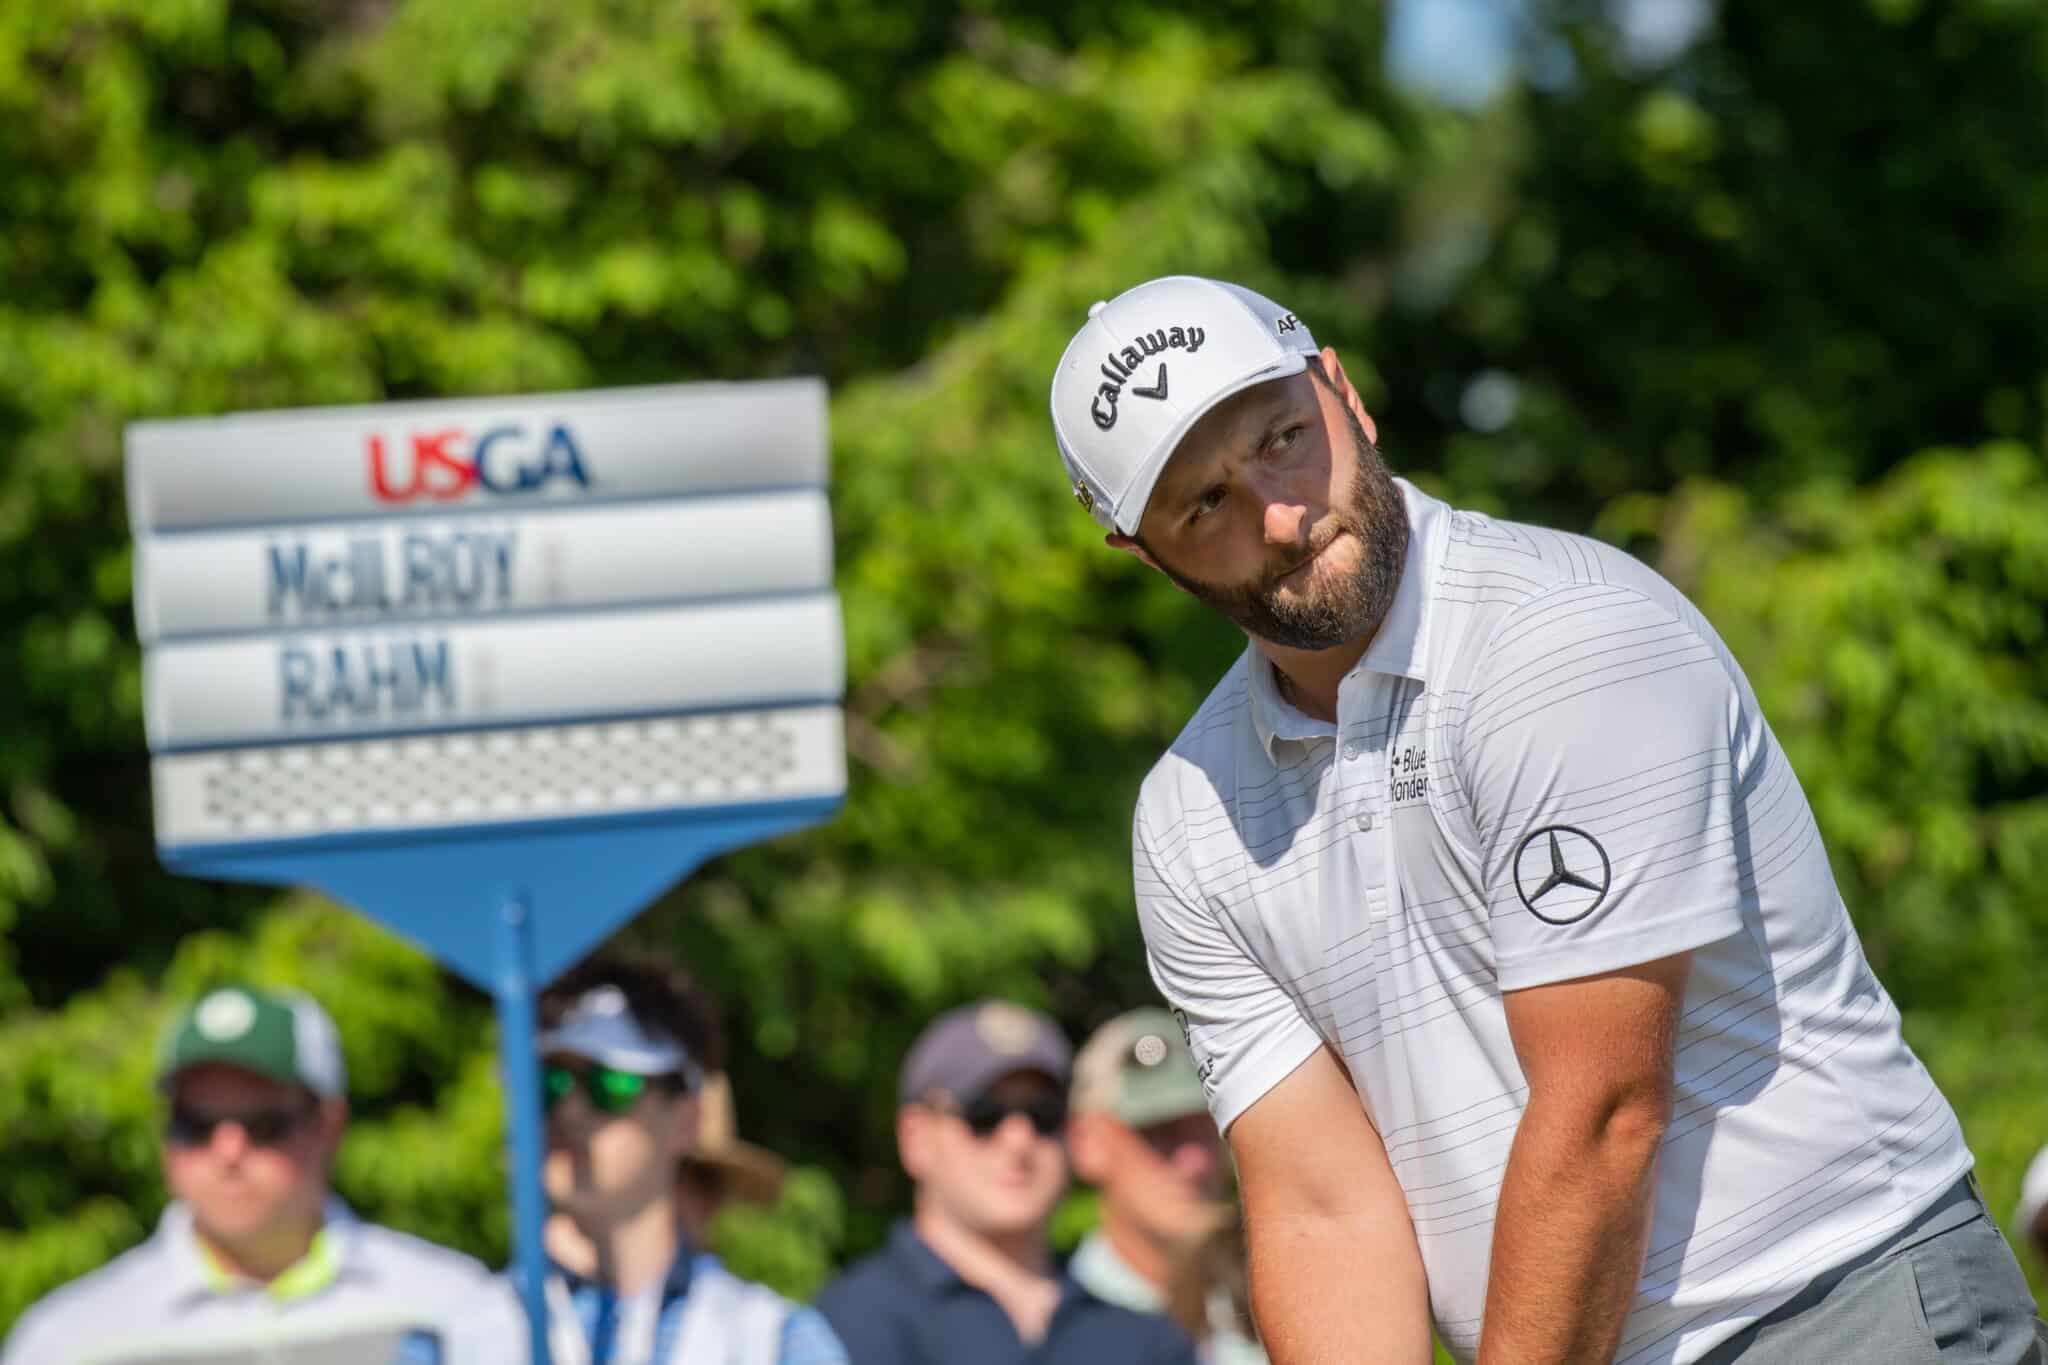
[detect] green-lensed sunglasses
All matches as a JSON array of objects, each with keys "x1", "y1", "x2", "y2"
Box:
[{"x1": 542, "y1": 1062, "x2": 680, "y2": 1116}]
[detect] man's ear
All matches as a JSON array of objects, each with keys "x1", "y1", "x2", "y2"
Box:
[
  {"x1": 315, "y1": 1099, "x2": 349, "y2": 1158},
  {"x1": 1318, "y1": 345, "x2": 1378, "y2": 445},
  {"x1": 897, "y1": 1105, "x2": 934, "y2": 1183},
  {"x1": 1106, "y1": 532, "x2": 1160, "y2": 572},
  {"x1": 663, "y1": 1092, "x2": 702, "y2": 1162}
]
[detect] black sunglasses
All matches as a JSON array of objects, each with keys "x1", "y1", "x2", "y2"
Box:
[
  {"x1": 954, "y1": 1092, "x2": 1067, "y2": 1139},
  {"x1": 543, "y1": 1062, "x2": 681, "y2": 1116},
  {"x1": 165, "y1": 1102, "x2": 315, "y2": 1149}
]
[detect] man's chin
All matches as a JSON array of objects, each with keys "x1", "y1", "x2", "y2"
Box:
[
  {"x1": 972, "y1": 1190, "x2": 1058, "y2": 1234},
  {"x1": 1244, "y1": 597, "x2": 1376, "y2": 652},
  {"x1": 195, "y1": 1206, "x2": 289, "y2": 1243}
]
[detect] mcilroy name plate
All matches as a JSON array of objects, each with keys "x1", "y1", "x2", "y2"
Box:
[
  {"x1": 133, "y1": 494, "x2": 831, "y2": 639},
  {"x1": 127, "y1": 380, "x2": 847, "y2": 856}
]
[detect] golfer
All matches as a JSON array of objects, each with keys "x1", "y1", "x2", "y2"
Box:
[{"x1": 1048, "y1": 276, "x2": 2046, "y2": 1364}]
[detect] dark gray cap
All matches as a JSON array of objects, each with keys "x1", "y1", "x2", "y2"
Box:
[{"x1": 898, "y1": 1000, "x2": 1072, "y2": 1106}]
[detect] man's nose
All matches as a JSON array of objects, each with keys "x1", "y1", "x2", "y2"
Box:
[
  {"x1": 1261, "y1": 493, "x2": 1312, "y2": 550},
  {"x1": 209, "y1": 1122, "x2": 252, "y2": 1161},
  {"x1": 1168, "y1": 1136, "x2": 1220, "y2": 1182},
  {"x1": 995, "y1": 1113, "x2": 1049, "y2": 1150},
  {"x1": 547, "y1": 1092, "x2": 593, "y2": 1139},
  {"x1": 1245, "y1": 461, "x2": 1314, "y2": 548}
]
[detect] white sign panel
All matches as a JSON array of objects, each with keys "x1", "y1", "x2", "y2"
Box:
[
  {"x1": 142, "y1": 595, "x2": 843, "y2": 749},
  {"x1": 127, "y1": 379, "x2": 826, "y2": 531},
  {"x1": 134, "y1": 492, "x2": 832, "y2": 640},
  {"x1": 128, "y1": 380, "x2": 845, "y2": 851}
]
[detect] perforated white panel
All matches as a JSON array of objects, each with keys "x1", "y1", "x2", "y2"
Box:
[{"x1": 153, "y1": 706, "x2": 845, "y2": 847}]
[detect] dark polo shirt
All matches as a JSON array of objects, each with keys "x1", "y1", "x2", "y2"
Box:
[{"x1": 816, "y1": 1222, "x2": 1199, "y2": 1365}]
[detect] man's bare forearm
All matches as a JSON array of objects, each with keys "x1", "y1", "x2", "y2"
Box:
[
  {"x1": 1474, "y1": 1096, "x2": 1665, "y2": 1365},
  {"x1": 1248, "y1": 1209, "x2": 1435, "y2": 1365}
]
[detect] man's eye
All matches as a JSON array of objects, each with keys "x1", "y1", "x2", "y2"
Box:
[
  {"x1": 1272, "y1": 425, "x2": 1304, "y2": 451},
  {"x1": 1189, "y1": 486, "x2": 1226, "y2": 523}
]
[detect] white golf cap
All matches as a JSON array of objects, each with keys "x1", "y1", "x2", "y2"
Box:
[{"x1": 1050, "y1": 275, "x2": 1320, "y2": 535}]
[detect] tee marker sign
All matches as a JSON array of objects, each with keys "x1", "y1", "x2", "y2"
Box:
[{"x1": 127, "y1": 380, "x2": 846, "y2": 1364}]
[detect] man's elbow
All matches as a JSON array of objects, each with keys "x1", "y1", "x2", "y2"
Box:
[
  {"x1": 1527, "y1": 1076, "x2": 1672, "y2": 1171},
  {"x1": 1244, "y1": 1177, "x2": 1374, "y2": 1234},
  {"x1": 1588, "y1": 1080, "x2": 1673, "y2": 1168}
]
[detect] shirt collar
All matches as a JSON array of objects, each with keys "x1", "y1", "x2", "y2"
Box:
[
  {"x1": 549, "y1": 1239, "x2": 698, "y2": 1305},
  {"x1": 886, "y1": 1220, "x2": 1093, "y2": 1310},
  {"x1": 886, "y1": 1221, "x2": 966, "y2": 1294},
  {"x1": 1247, "y1": 478, "x2": 1448, "y2": 761},
  {"x1": 162, "y1": 1197, "x2": 364, "y2": 1305},
  {"x1": 1067, "y1": 1231, "x2": 1163, "y2": 1313}
]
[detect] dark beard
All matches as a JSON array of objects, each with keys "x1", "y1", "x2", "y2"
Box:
[{"x1": 1152, "y1": 410, "x2": 1409, "y2": 652}]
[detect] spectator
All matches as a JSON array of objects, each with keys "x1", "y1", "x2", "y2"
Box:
[
  {"x1": 0, "y1": 984, "x2": 522, "y2": 1365},
  {"x1": 815, "y1": 1000, "x2": 1197, "y2": 1365},
  {"x1": 1067, "y1": 1008, "x2": 1265, "y2": 1364},
  {"x1": 531, "y1": 956, "x2": 846, "y2": 1365},
  {"x1": 2019, "y1": 1146, "x2": 2048, "y2": 1266},
  {"x1": 1164, "y1": 1211, "x2": 1258, "y2": 1362},
  {"x1": 674, "y1": 1072, "x2": 789, "y2": 1246}
]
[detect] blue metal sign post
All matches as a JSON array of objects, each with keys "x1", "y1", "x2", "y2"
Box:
[
  {"x1": 127, "y1": 382, "x2": 845, "y2": 1364},
  {"x1": 497, "y1": 892, "x2": 549, "y2": 1365}
]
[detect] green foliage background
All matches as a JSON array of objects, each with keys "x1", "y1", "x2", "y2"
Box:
[{"x1": 3, "y1": 0, "x2": 2045, "y2": 1336}]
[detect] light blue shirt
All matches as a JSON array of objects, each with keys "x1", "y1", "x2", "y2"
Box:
[
  {"x1": 1068, "y1": 1231, "x2": 1267, "y2": 1365},
  {"x1": 541, "y1": 1249, "x2": 845, "y2": 1365}
]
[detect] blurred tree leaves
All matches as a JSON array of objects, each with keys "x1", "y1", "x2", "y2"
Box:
[
  {"x1": 3, "y1": 0, "x2": 2046, "y2": 1330},
  {"x1": 1401, "y1": 0, "x2": 2048, "y2": 518}
]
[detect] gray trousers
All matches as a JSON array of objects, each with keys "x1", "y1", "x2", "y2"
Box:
[{"x1": 1700, "y1": 1175, "x2": 2048, "y2": 1364}]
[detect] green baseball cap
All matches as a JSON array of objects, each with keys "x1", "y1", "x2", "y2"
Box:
[
  {"x1": 156, "y1": 985, "x2": 347, "y2": 1099},
  {"x1": 1070, "y1": 1007, "x2": 1209, "y2": 1129}
]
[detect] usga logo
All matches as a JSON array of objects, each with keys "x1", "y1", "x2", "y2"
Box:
[{"x1": 367, "y1": 423, "x2": 592, "y2": 503}]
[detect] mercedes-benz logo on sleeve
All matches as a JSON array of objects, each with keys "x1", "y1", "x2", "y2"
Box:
[{"x1": 1512, "y1": 826, "x2": 1612, "y2": 925}]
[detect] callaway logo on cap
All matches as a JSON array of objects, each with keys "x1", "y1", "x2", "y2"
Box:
[{"x1": 1049, "y1": 275, "x2": 1319, "y2": 534}]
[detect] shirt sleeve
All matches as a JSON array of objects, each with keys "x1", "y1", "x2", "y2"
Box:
[
  {"x1": 445, "y1": 1272, "x2": 532, "y2": 1365},
  {"x1": 0, "y1": 1299, "x2": 57, "y2": 1365},
  {"x1": 779, "y1": 1305, "x2": 851, "y2": 1365},
  {"x1": 1458, "y1": 583, "x2": 1751, "y2": 992},
  {"x1": 1135, "y1": 795, "x2": 1324, "y2": 1134},
  {"x1": 0, "y1": 1282, "x2": 111, "y2": 1365}
]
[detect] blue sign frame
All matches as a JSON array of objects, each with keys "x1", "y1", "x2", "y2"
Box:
[
  {"x1": 132, "y1": 379, "x2": 844, "y2": 1365},
  {"x1": 167, "y1": 796, "x2": 841, "y2": 1365}
]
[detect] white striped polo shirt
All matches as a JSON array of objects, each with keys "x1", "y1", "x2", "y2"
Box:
[{"x1": 1134, "y1": 480, "x2": 1972, "y2": 1364}]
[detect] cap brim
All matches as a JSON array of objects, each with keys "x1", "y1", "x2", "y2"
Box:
[
  {"x1": 539, "y1": 1017, "x2": 690, "y2": 1076},
  {"x1": 157, "y1": 1051, "x2": 314, "y2": 1096},
  {"x1": 1110, "y1": 353, "x2": 1312, "y2": 536},
  {"x1": 685, "y1": 1142, "x2": 788, "y2": 1206},
  {"x1": 947, "y1": 1054, "x2": 1070, "y2": 1106},
  {"x1": 1116, "y1": 1088, "x2": 1213, "y2": 1129}
]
